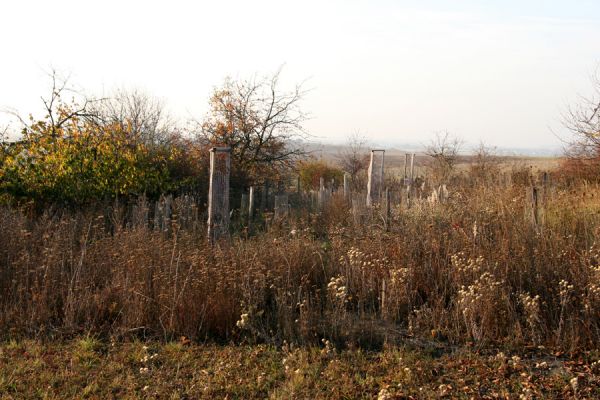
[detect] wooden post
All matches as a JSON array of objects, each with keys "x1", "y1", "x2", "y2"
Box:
[
  {"x1": 532, "y1": 186, "x2": 539, "y2": 228},
  {"x1": 248, "y1": 186, "x2": 255, "y2": 220},
  {"x1": 385, "y1": 188, "x2": 391, "y2": 231},
  {"x1": 403, "y1": 153, "x2": 413, "y2": 208},
  {"x1": 207, "y1": 147, "x2": 231, "y2": 244},
  {"x1": 207, "y1": 152, "x2": 216, "y2": 241},
  {"x1": 527, "y1": 185, "x2": 540, "y2": 229},
  {"x1": 440, "y1": 184, "x2": 448, "y2": 203},
  {"x1": 352, "y1": 194, "x2": 365, "y2": 226},
  {"x1": 318, "y1": 177, "x2": 325, "y2": 210},
  {"x1": 261, "y1": 182, "x2": 268, "y2": 212},
  {"x1": 381, "y1": 279, "x2": 387, "y2": 318},
  {"x1": 541, "y1": 172, "x2": 549, "y2": 226},
  {"x1": 367, "y1": 149, "x2": 385, "y2": 206},
  {"x1": 367, "y1": 150, "x2": 375, "y2": 206},
  {"x1": 274, "y1": 194, "x2": 289, "y2": 220},
  {"x1": 404, "y1": 153, "x2": 409, "y2": 184},
  {"x1": 240, "y1": 193, "x2": 248, "y2": 224},
  {"x1": 380, "y1": 151, "x2": 385, "y2": 202},
  {"x1": 410, "y1": 153, "x2": 415, "y2": 182},
  {"x1": 343, "y1": 172, "x2": 350, "y2": 201}
]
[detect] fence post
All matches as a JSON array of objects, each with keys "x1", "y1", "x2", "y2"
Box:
[
  {"x1": 404, "y1": 153, "x2": 415, "y2": 208},
  {"x1": 385, "y1": 188, "x2": 391, "y2": 231},
  {"x1": 207, "y1": 147, "x2": 231, "y2": 244},
  {"x1": 343, "y1": 172, "x2": 350, "y2": 202},
  {"x1": 240, "y1": 193, "x2": 249, "y2": 224},
  {"x1": 381, "y1": 279, "x2": 387, "y2": 318},
  {"x1": 541, "y1": 171, "x2": 549, "y2": 210},
  {"x1": 526, "y1": 185, "x2": 540, "y2": 229},
  {"x1": 404, "y1": 153, "x2": 409, "y2": 183},
  {"x1": 262, "y1": 181, "x2": 269, "y2": 212},
  {"x1": 352, "y1": 194, "x2": 365, "y2": 226},
  {"x1": 410, "y1": 153, "x2": 415, "y2": 183},
  {"x1": 381, "y1": 151, "x2": 386, "y2": 202},
  {"x1": 367, "y1": 149, "x2": 385, "y2": 207},
  {"x1": 248, "y1": 186, "x2": 255, "y2": 220},
  {"x1": 274, "y1": 194, "x2": 289, "y2": 220},
  {"x1": 367, "y1": 151, "x2": 375, "y2": 206},
  {"x1": 318, "y1": 177, "x2": 325, "y2": 210}
]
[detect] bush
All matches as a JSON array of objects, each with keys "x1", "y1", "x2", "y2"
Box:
[
  {"x1": 0, "y1": 114, "x2": 211, "y2": 205},
  {"x1": 298, "y1": 160, "x2": 344, "y2": 190}
]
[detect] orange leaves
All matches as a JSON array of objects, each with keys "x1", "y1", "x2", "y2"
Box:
[{"x1": 298, "y1": 160, "x2": 344, "y2": 190}]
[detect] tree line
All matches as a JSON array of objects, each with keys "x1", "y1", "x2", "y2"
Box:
[
  {"x1": 0, "y1": 70, "x2": 336, "y2": 207},
  {"x1": 2, "y1": 67, "x2": 599, "y2": 207}
]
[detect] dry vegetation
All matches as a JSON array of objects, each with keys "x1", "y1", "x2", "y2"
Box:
[
  {"x1": 3, "y1": 160, "x2": 600, "y2": 397},
  {"x1": 1, "y1": 338, "x2": 598, "y2": 399},
  {"x1": 2, "y1": 169, "x2": 600, "y2": 350},
  {"x1": 3, "y1": 66, "x2": 600, "y2": 398},
  {"x1": 0, "y1": 126, "x2": 600, "y2": 399}
]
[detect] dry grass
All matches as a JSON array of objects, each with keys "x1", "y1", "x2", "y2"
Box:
[
  {"x1": 1, "y1": 173, "x2": 600, "y2": 353},
  {"x1": 1, "y1": 338, "x2": 598, "y2": 399}
]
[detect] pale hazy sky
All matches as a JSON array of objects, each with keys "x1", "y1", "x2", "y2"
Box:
[{"x1": 1, "y1": 0, "x2": 600, "y2": 149}]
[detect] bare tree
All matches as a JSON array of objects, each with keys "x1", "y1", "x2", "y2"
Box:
[
  {"x1": 337, "y1": 132, "x2": 369, "y2": 189},
  {"x1": 199, "y1": 68, "x2": 309, "y2": 184},
  {"x1": 469, "y1": 141, "x2": 500, "y2": 183},
  {"x1": 563, "y1": 70, "x2": 600, "y2": 159},
  {"x1": 91, "y1": 88, "x2": 175, "y2": 146},
  {"x1": 425, "y1": 130, "x2": 463, "y2": 184}
]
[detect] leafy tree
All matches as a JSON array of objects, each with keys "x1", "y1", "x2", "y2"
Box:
[
  {"x1": 199, "y1": 69, "x2": 308, "y2": 187},
  {"x1": 0, "y1": 72, "x2": 209, "y2": 205},
  {"x1": 0, "y1": 114, "x2": 172, "y2": 204}
]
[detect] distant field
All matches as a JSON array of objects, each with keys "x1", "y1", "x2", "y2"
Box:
[{"x1": 309, "y1": 142, "x2": 562, "y2": 177}]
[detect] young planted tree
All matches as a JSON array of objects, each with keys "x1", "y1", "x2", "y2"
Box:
[
  {"x1": 199, "y1": 69, "x2": 309, "y2": 187},
  {"x1": 469, "y1": 142, "x2": 500, "y2": 184},
  {"x1": 337, "y1": 132, "x2": 369, "y2": 190},
  {"x1": 426, "y1": 131, "x2": 463, "y2": 185}
]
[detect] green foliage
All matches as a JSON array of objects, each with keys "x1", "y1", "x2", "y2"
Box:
[{"x1": 0, "y1": 112, "x2": 182, "y2": 205}]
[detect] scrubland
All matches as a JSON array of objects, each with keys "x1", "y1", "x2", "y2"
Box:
[{"x1": 1, "y1": 167, "x2": 600, "y2": 398}]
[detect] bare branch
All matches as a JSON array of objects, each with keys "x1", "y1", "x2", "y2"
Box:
[
  {"x1": 425, "y1": 130, "x2": 463, "y2": 184},
  {"x1": 562, "y1": 68, "x2": 600, "y2": 159},
  {"x1": 199, "y1": 68, "x2": 310, "y2": 183}
]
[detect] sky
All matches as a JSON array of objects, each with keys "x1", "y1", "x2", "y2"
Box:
[{"x1": 1, "y1": 0, "x2": 600, "y2": 151}]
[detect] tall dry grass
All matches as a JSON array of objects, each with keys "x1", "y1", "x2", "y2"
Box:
[{"x1": 1, "y1": 176, "x2": 600, "y2": 351}]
